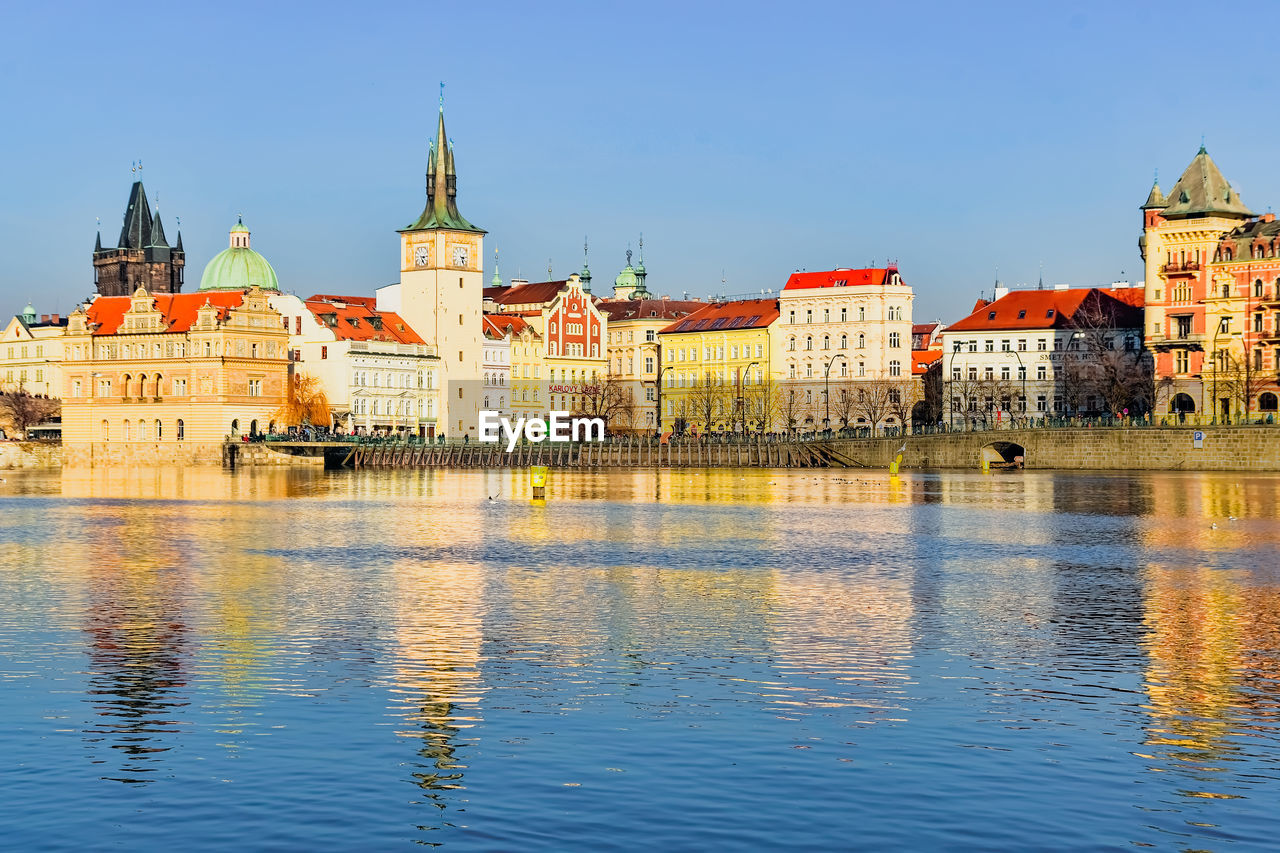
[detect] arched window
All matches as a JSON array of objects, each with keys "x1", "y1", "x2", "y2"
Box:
[
  {"x1": 155, "y1": 420, "x2": 163, "y2": 440},
  {"x1": 123, "y1": 420, "x2": 132, "y2": 441},
  {"x1": 122, "y1": 374, "x2": 132, "y2": 397},
  {"x1": 858, "y1": 333, "x2": 866, "y2": 349},
  {"x1": 137, "y1": 374, "x2": 147, "y2": 397},
  {"x1": 101, "y1": 419, "x2": 110, "y2": 440},
  {"x1": 1260, "y1": 392, "x2": 1279, "y2": 412},
  {"x1": 805, "y1": 336, "x2": 813, "y2": 351},
  {"x1": 788, "y1": 336, "x2": 796, "y2": 352},
  {"x1": 840, "y1": 334, "x2": 848, "y2": 349},
  {"x1": 231, "y1": 418, "x2": 239, "y2": 435},
  {"x1": 822, "y1": 335, "x2": 830, "y2": 350},
  {"x1": 484, "y1": 395, "x2": 490, "y2": 408},
  {"x1": 153, "y1": 374, "x2": 162, "y2": 397},
  {"x1": 250, "y1": 420, "x2": 258, "y2": 436}
]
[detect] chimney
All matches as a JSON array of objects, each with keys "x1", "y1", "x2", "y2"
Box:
[
  {"x1": 51, "y1": 314, "x2": 59, "y2": 324},
  {"x1": 40, "y1": 314, "x2": 49, "y2": 323},
  {"x1": 1054, "y1": 283, "x2": 1069, "y2": 291}
]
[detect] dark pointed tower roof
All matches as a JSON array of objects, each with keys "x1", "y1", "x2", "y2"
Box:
[
  {"x1": 402, "y1": 106, "x2": 484, "y2": 234},
  {"x1": 117, "y1": 181, "x2": 153, "y2": 248},
  {"x1": 148, "y1": 208, "x2": 169, "y2": 249},
  {"x1": 1160, "y1": 146, "x2": 1252, "y2": 219},
  {"x1": 1142, "y1": 179, "x2": 1166, "y2": 210},
  {"x1": 94, "y1": 230, "x2": 103, "y2": 253}
]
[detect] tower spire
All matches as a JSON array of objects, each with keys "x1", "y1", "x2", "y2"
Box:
[
  {"x1": 491, "y1": 247, "x2": 501, "y2": 288},
  {"x1": 580, "y1": 236, "x2": 592, "y2": 292},
  {"x1": 402, "y1": 90, "x2": 483, "y2": 233}
]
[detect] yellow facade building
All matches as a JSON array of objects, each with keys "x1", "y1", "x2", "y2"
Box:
[
  {"x1": 60, "y1": 286, "x2": 290, "y2": 465},
  {"x1": 658, "y1": 298, "x2": 779, "y2": 434}
]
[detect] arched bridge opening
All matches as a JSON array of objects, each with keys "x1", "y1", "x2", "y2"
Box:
[{"x1": 981, "y1": 441, "x2": 1026, "y2": 469}]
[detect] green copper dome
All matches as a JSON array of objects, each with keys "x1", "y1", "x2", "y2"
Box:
[
  {"x1": 21, "y1": 303, "x2": 36, "y2": 323},
  {"x1": 199, "y1": 218, "x2": 279, "y2": 291}
]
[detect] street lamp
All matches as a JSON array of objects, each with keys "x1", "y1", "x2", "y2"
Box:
[
  {"x1": 738, "y1": 360, "x2": 760, "y2": 433},
  {"x1": 1006, "y1": 345, "x2": 1027, "y2": 424},
  {"x1": 655, "y1": 361, "x2": 675, "y2": 435},
  {"x1": 824, "y1": 352, "x2": 848, "y2": 431}
]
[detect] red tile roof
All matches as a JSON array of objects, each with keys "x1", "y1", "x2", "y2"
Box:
[
  {"x1": 783, "y1": 268, "x2": 894, "y2": 290},
  {"x1": 304, "y1": 295, "x2": 425, "y2": 344},
  {"x1": 597, "y1": 298, "x2": 705, "y2": 321},
  {"x1": 912, "y1": 350, "x2": 942, "y2": 375},
  {"x1": 86, "y1": 291, "x2": 246, "y2": 335},
  {"x1": 659, "y1": 298, "x2": 779, "y2": 334},
  {"x1": 484, "y1": 314, "x2": 534, "y2": 338},
  {"x1": 491, "y1": 280, "x2": 568, "y2": 308},
  {"x1": 946, "y1": 287, "x2": 1144, "y2": 333}
]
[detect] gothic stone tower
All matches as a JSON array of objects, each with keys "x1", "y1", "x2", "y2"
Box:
[
  {"x1": 397, "y1": 105, "x2": 486, "y2": 438},
  {"x1": 93, "y1": 180, "x2": 185, "y2": 297}
]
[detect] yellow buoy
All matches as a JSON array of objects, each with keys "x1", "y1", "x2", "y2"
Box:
[{"x1": 530, "y1": 465, "x2": 548, "y2": 500}]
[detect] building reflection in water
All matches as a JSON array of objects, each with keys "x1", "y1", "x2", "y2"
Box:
[
  {"x1": 1140, "y1": 566, "x2": 1280, "y2": 799},
  {"x1": 78, "y1": 505, "x2": 190, "y2": 784},
  {"x1": 388, "y1": 550, "x2": 486, "y2": 843}
]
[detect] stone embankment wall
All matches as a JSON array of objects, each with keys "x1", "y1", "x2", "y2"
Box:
[
  {"x1": 63, "y1": 442, "x2": 231, "y2": 467},
  {"x1": 231, "y1": 444, "x2": 324, "y2": 467},
  {"x1": 827, "y1": 426, "x2": 1280, "y2": 471},
  {"x1": 0, "y1": 441, "x2": 62, "y2": 469}
]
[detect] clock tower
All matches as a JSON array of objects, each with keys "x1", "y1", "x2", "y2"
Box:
[{"x1": 398, "y1": 104, "x2": 486, "y2": 438}]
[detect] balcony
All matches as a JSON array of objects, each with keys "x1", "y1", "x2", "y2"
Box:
[
  {"x1": 1160, "y1": 261, "x2": 1201, "y2": 275},
  {"x1": 1149, "y1": 331, "x2": 1203, "y2": 351}
]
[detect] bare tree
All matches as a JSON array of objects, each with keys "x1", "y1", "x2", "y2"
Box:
[
  {"x1": 274, "y1": 372, "x2": 330, "y2": 429},
  {"x1": 578, "y1": 372, "x2": 634, "y2": 432},
  {"x1": 778, "y1": 384, "x2": 805, "y2": 434},
  {"x1": 887, "y1": 379, "x2": 922, "y2": 429},
  {"x1": 1065, "y1": 291, "x2": 1152, "y2": 417},
  {"x1": 744, "y1": 378, "x2": 778, "y2": 433},
  {"x1": 830, "y1": 380, "x2": 858, "y2": 430},
  {"x1": 0, "y1": 385, "x2": 60, "y2": 439},
  {"x1": 853, "y1": 377, "x2": 895, "y2": 433},
  {"x1": 686, "y1": 372, "x2": 731, "y2": 434}
]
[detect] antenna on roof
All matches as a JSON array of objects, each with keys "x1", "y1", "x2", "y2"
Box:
[
  {"x1": 1038, "y1": 262, "x2": 1044, "y2": 290},
  {"x1": 547, "y1": 258, "x2": 553, "y2": 280}
]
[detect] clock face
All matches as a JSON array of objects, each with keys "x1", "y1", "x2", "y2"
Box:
[
  {"x1": 414, "y1": 246, "x2": 430, "y2": 267},
  {"x1": 452, "y1": 245, "x2": 469, "y2": 268}
]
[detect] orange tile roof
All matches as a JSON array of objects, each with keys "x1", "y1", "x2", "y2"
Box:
[
  {"x1": 946, "y1": 288, "x2": 1144, "y2": 333},
  {"x1": 86, "y1": 290, "x2": 246, "y2": 335},
  {"x1": 659, "y1": 298, "x2": 779, "y2": 334},
  {"x1": 484, "y1": 314, "x2": 534, "y2": 338},
  {"x1": 304, "y1": 295, "x2": 425, "y2": 344},
  {"x1": 912, "y1": 350, "x2": 942, "y2": 375},
  {"x1": 783, "y1": 268, "x2": 892, "y2": 290}
]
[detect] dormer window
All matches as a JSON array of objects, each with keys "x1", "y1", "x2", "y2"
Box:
[
  {"x1": 988, "y1": 311, "x2": 996, "y2": 320},
  {"x1": 1017, "y1": 310, "x2": 1026, "y2": 319},
  {"x1": 1046, "y1": 309, "x2": 1055, "y2": 318},
  {"x1": 368, "y1": 316, "x2": 382, "y2": 330},
  {"x1": 346, "y1": 318, "x2": 360, "y2": 328}
]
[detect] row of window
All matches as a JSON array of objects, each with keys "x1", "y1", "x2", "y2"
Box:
[
  {"x1": 664, "y1": 370, "x2": 766, "y2": 387},
  {"x1": 3, "y1": 345, "x2": 44, "y2": 359},
  {"x1": 547, "y1": 342, "x2": 596, "y2": 357},
  {"x1": 352, "y1": 397, "x2": 430, "y2": 417},
  {"x1": 3, "y1": 368, "x2": 43, "y2": 383},
  {"x1": 611, "y1": 356, "x2": 658, "y2": 375},
  {"x1": 607, "y1": 330, "x2": 657, "y2": 344},
  {"x1": 784, "y1": 306, "x2": 904, "y2": 324},
  {"x1": 75, "y1": 339, "x2": 279, "y2": 360},
  {"x1": 69, "y1": 374, "x2": 266, "y2": 397},
  {"x1": 787, "y1": 332, "x2": 901, "y2": 351},
  {"x1": 100, "y1": 419, "x2": 185, "y2": 441},
  {"x1": 351, "y1": 370, "x2": 428, "y2": 389},
  {"x1": 952, "y1": 335, "x2": 1138, "y2": 354},
  {"x1": 667, "y1": 344, "x2": 766, "y2": 363}
]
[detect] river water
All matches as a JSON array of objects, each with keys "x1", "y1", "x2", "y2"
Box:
[{"x1": 2, "y1": 467, "x2": 1279, "y2": 850}]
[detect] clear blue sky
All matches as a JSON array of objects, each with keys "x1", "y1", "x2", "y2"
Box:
[{"x1": 3, "y1": 0, "x2": 1277, "y2": 325}]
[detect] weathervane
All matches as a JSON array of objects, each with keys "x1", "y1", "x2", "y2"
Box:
[{"x1": 439, "y1": 81, "x2": 445, "y2": 109}]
